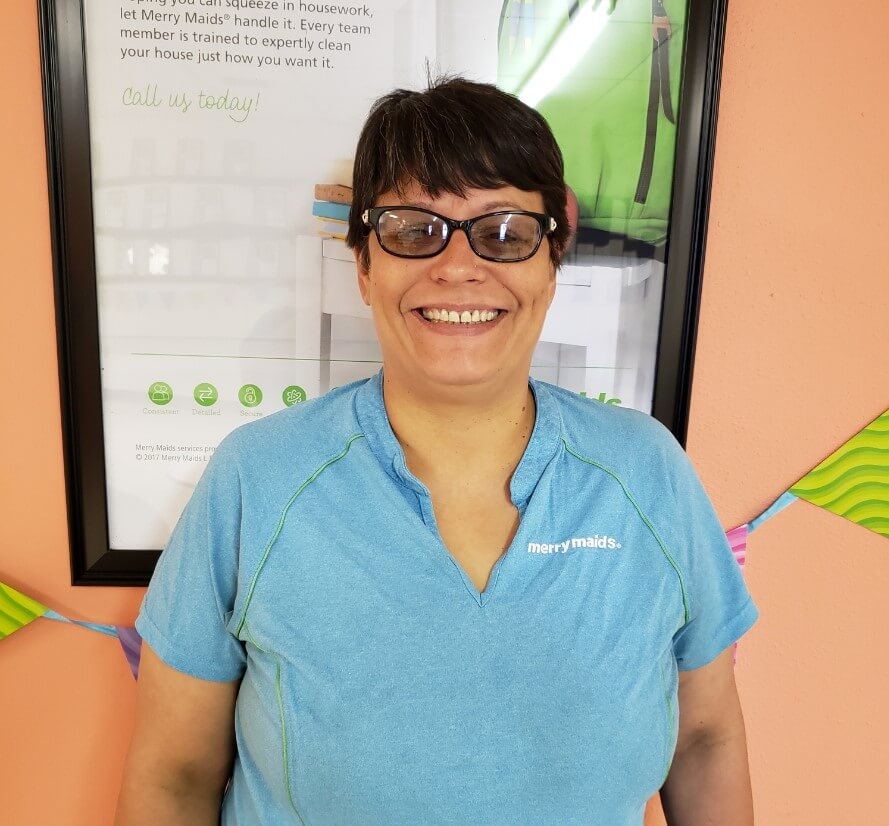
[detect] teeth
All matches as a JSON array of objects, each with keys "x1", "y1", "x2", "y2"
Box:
[{"x1": 420, "y1": 308, "x2": 501, "y2": 324}]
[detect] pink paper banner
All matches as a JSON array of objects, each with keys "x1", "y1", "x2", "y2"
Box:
[
  {"x1": 726, "y1": 524, "x2": 748, "y2": 570},
  {"x1": 726, "y1": 524, "x2": 750, "y2": 664}
]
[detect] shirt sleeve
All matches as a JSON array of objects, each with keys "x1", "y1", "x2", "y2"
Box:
[
  {"x1": 135, "y1": 439, "x2": 247, "y2": 682},
  {"x1": 664, "y1": 441, "x2": 759, "y2": 672}
]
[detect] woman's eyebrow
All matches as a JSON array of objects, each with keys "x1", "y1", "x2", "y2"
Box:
[
  {"x1": 478, "y1": 201, "x2": 524, "y2": 213},
  {"x1": 402, "y1": 201, "x2": 526, "y2": 213}
]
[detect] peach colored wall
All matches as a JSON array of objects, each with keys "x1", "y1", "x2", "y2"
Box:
[
  {"x1": 680, "y1": 0, "x2": 889, "y2": 820},
  {"x1": 1, "y1": 1, "x2": 887, "y2": 823},
  {"x1": 0, "y1": 5, "x2": 145, "y2": 824}
]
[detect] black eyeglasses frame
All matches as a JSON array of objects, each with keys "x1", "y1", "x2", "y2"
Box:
[{"x1": 361, "y1": 206, "x2": 558, "y2": 263}]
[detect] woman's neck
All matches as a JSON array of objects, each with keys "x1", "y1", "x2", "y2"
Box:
[{"x1": 382, "y1": 372, "x2": 536, "y2": 486}]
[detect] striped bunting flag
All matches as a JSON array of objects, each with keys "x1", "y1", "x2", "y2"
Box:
[
  {"x1": 790, "y1": 408, "x2": 889, "y2": 539},
  {"x1": 726, "y1": 524, "x2": 749, "y2": 570},
  {"x1": 1, "y1": 581, "x2": 142, "y2": 678},
  {"x1": 0, "y1": 581, "x2": 48, "y2": 640},
  {"x1": 116, "y1": 626, "x2": 143, "y2": 680},
  {"x1": 725, "y1": 525, "x2": 750, "y2": 664}
]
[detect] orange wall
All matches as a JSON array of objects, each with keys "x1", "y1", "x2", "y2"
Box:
[
  {"x1": 683, "y1": 0, "x2": 889, "y2": 819},
  {"x1": 2, "y1": 1, "x2": 888, "y2": 823}
]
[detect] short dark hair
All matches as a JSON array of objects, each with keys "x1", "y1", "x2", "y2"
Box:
[{"x1": 345, "y1": 75, "x2": 569, "y2": 270}]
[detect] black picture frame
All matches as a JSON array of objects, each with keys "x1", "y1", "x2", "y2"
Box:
[{"x1": 38, "y1": 0, "x2": 729, "y2": 585}]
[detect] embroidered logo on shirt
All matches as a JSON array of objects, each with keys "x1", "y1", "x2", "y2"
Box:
[{"x1": 527, "y1": 536, "x2": 622, "y2": 554}]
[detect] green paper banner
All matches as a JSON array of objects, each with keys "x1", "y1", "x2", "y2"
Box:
[
  {"x1": 790, "y1": 408, "x2": 889, "y2": 538},
  {"x1": 0, "y1": 582, "x2": 49, "y2": 640}
]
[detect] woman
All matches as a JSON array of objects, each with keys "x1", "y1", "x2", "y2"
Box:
[{"x1": 117, "y1": 78, "x2": 757, "y2": 825}]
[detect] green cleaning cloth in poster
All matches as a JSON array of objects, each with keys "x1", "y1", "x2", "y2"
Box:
[
  {"x1": 0, "y1": 582, "x2": 48, "y2": 640},
  {"x1": 790, "y1": 409, "x2": 889, "y2": 539},
  {"x1": 498, "y1": 0, "x2": 687, "y2": 244}
]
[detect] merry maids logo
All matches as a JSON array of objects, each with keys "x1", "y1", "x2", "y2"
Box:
[{"x1": 527, "y1": 535, "x2": 622, "y2": 554}]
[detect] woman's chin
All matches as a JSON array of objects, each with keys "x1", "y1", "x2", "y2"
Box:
[{"x1": 402, "y1": 359, "x2": 511, "y2": 393}]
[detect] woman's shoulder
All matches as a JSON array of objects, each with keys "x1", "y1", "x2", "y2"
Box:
[
  {"x1": 539, "y1": 380, "x2": 678, "y2": 454},
  {"x1": 213, "y1": 378, "x2": 369, "y2": 477},
  {"x1": 539, "y1": 381, "x2": 710, "y2": 542},
  {"x1": 535, "y1": 379, "x2": 689, "y2": 492}
]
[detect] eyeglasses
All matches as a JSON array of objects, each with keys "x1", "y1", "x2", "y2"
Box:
[{"x1": 361, "y1": 206, "x2": 557, "y2": 263}]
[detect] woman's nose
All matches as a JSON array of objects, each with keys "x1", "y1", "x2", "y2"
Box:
[{"x1": 432, "y1": 229, "x2": 484, "y2": 283}]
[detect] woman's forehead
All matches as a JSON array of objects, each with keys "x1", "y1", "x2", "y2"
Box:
[{"x1": 375, "y1": 182, "x2": 545, "y2": 214}]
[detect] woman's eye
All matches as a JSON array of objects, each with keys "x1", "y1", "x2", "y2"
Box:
[
  {"x1": 481, "y1": 228, "x2": 519, "y2": 244},
  {"x1": 396, "y1": 225, "x2": 432, "y2": 241}
]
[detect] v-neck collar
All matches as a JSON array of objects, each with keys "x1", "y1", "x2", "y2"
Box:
[{"x1": 354, "y1": 370, "x2": 562, "y2": 509}]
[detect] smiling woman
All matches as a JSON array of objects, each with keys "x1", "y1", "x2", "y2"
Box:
[
  {"x1": 355, "y1": 182, "x2": 557, "y2": 394},
  {"x1": 118, "y1": 77, "x2": 757, "y2": 825}
]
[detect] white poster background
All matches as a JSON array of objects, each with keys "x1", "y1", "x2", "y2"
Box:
[{"x1": 83, "y1": 0, "x2": 664, "y2": 549}]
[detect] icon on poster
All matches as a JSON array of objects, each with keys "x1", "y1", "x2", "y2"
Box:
[
  {"x1": 193, "y1": 383, "x2": 219, "y2": 407},
  {"x1": 238, "y1": 384, "x2": 263, "y2": 408},
  {"x1": 148, "y1": 381, "x2": 173, "y2": 406},
  {"x1": 282, "y1": 385, "x2": 307, "y2": 406}
]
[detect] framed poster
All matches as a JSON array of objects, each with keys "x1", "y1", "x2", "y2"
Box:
[{"x1": 39, "y1": 0, "x2": 728, "y2": 583}]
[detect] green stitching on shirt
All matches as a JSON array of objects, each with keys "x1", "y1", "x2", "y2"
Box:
[
  {"x1": 243, "y1": 622, "x2": 306, "y2": 825},
  {"x1": 658, "y1": 657, "x2": 677, "y2": 785},
  {"x1": 236, "y1": 433, "x2": 365, "y2": 636},
  {"x1": 561, "y1": 440, "x2": 691, "y2": 623}
]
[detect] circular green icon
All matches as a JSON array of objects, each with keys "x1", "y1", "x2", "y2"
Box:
[
  {"x1": 193, "y1": 383, "x2": 219, "y2": 407},
  {"x1": 148, "y1": 381, "x2": 173, "y2": 406},
  {"x1": 282, "y1": 385, "x2": 307, "y2": 406},
  {"x1": 238, "y1": 384, "x2": 263, "y2": 407}
]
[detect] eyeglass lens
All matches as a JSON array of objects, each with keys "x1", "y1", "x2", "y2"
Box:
[{"x1": 376, "y1": 209, "x2": 543, "y2": 261}]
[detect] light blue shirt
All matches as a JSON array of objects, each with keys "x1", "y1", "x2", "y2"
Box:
[{"x1": 137, "y1": 371, "x2": 757, "y2": 825}]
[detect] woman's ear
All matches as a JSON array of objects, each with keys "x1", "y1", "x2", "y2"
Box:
[
  {"x1": 565, "y1": 186, "x2": 579, "y2": 249},
  {"x1": 545, "y1": 263, "x2": 558, "y2": 309},
  {"x1": 354, "y1": 247, "x2": 371, "y2": 307}
]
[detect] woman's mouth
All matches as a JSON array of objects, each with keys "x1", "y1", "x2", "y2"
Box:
[{"x1": 417, "y1": 308, "x2": 502, "y2": 325}]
